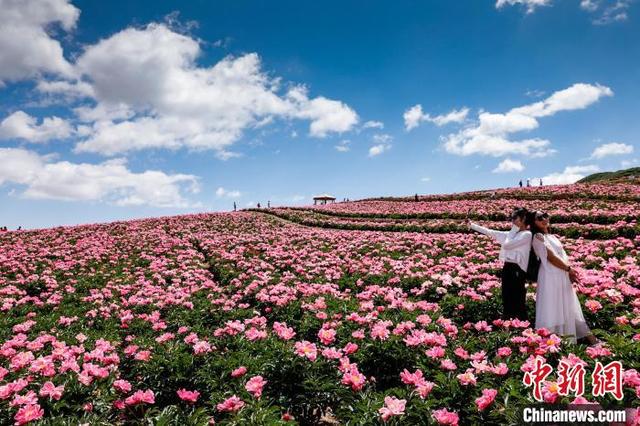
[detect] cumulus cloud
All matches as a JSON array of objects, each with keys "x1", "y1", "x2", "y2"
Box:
[
  {"x1": 35, "y1": 79, "x2": 95, "y2": 101},
  {"x1": 582, "y1": 0, "x2": 633, "y2": 25},
  {"x1": 361, "y1": 120, "x2": 384, "y2": 130},
  {"x1": 215, "y1": 187, "x2": 242, "y2": 198},
  {"x1": 498, "y1": 0, "x2": 633, "y2": 24},
  {"x1": 368, "y1": 144, "x2": 391, "y2": 157},
  {"x1": 495, "y1": 0, "x2": 551, "y2": 13},
  {"x1": 0, "y1": 111, "x2": 73, "y2": 143},
  {"x1": 45, "y1": 23, "x2": 357, "y2": 157},
  {"x1": 492, "y1": 158, "x2": 525, "y2": 173},
  {"x1": 442, "y1": 83, "x2": 612, "y2": 157},
  {"x1": 0, "y1": 148, "x2": 198, "y2": 207},
  {"x1": 368, "y1": 134, "x2": 393, "y2": 157},
  {"x1": 335, "y1": 139, "x2": 351, "y2": 152},
  {"x1": 590, "y1": 142, "x2": 634, "y2": 159},
  {"x1": 0, "y1": 0, "x2": 79, "y2": 84},
  {"x1": 404, "y1": 104, "x2": 469, "y2": 131},
  {"x1": 535, "y1": 165, "x2": 600, "y2": 185}
]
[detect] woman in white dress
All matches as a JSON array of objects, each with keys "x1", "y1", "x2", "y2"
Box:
[{"x1": 526, "y1": 210, "x2": 597, "y2": 345}]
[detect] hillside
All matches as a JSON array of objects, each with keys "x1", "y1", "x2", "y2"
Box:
[
  {"x1": 0, "y1": 183, "x2": 638, "y2": 424},
  {"x1": 577, "y1": 166, "x2": 640, "y2": 184}
]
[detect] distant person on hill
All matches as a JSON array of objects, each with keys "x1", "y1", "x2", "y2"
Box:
[
  {"x1": 233, "y1": 202, "x2": 236, "y2": 212},
  {"x1": 467, "y1": 207, "x2": 531, "y2": 321},
  {"x1": 257, "y1": 202, "x2": 261, "y2": 209},
  {"x1": 519, "y1": 179, "x2": 523, "y2": 188},
  {"x1": 539, "y1": 179, "x2": 543, "y2": 186},
  {"x1": 526, "y1": 179, "x2": 531, "y2": 187},
  {"x1": 526, "y1": 210, "x2": 598, "y2": 345},
  {"x1": 268, "y1": 200, "x2": 271, "y2": 208},
  {"x1": 414, "y1": 193, "x2": 419, "y2": 202}
]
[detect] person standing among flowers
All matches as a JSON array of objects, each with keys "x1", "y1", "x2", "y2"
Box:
[
  {"x1": 466, "y1": 208, "x2": 531, "y2": 321},
  {"x1": 526, "y1": 210, "x2": 598, "y2": 345}
]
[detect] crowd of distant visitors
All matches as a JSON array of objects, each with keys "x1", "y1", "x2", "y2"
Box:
[
  {"x1": 519, "y1": 178, "x2": 543, "y2": 187},
  {"x1": 232, "y1": 179, "x2": 545, "y2": 211}
]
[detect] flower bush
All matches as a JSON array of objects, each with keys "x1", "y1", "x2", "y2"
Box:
[{"x1": 0, "y1": 183, "x2": 638, "y2": 424}]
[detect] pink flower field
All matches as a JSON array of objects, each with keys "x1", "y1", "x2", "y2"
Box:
[{"x1": 0, "y1": 184, "x2": 639, "y2": 425}]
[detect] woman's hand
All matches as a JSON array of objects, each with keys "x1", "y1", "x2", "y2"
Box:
[{"x1": 568, "y1": 268, "x2": 580, "y2": 283}]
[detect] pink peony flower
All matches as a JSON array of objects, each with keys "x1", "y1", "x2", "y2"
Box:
[
  {"x1": 124, "y1": 389, "x2": 155, "y2": 406},
  {"x1": 113, "y1": 379, "x2": 132, "y2": 393},
  {"x1": 342, "y1": 366, "x2": 366, "y2": 391},
  {"x1": 457, "y1": 370, "x2": 477, "y2": 386},
  {"x1": 245, "y1": 376, "x2": 267, "y2": 399},
  {"x1": 378, "y1": 396, "x2": 406, "y2": 422},
  {"x1": 14, "y1": 404, "x2": 44, "y2": 426},
  {"x1": 231, "y1": 366, "x2": 247, "y2": 378},
  {"x1": 318, "y1": 328, "x2": 337, "y2": 345},
  {"x1": 39, "y1": 381, "x2": 64, "y2": 400},
  {"x1": 432, "y1": 408, "x2": 459, "y2": 425},
  {"x1": 475, "y1": 388, "x2": 498, "y2": 411},
  {"x1": 294, "y1": 341, "x2": 318, "y2": 362},
  {"x1": 497, "y1": 347, "x2": 512, "y2": 357},
  {"x1": 216, "y1": 395, "x2": 245, "y2": 412},
  {"x1": 177, "y1": 388, "x2": 200, "y2": 403}
]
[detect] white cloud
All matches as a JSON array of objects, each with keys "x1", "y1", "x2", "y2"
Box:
[
  {"x1": 587, "y1": 0, "x2": 633, "y2": 25},
  {"x1": 492, "y1": 158, "x2": 525, "y2": 173},
  {"x1": 421, "y1": 177, "x2": 431, "y2": 182},
  {"x1": 335, "y1": 139, "x2": 351, "y2": 152},
  {"x1": 443, "y1": 83, "x2": 612, "y2": 157},
  {"x1": 621, "y1": 158, "x2": 639, "y2": 168},
  {"x1": 369, "y1": 144, "x2": 391, "y2": 157},
  {"x1": 0, "y1": 111, "x2": 73, "y2": 143},
  {"x1": 535, "y1": 165, "x2": 600, "y2": 185},
  {"x1": 590, "y1": 142, "x2": 634, "y2": 159},
  {"x1": 215, "y1": 187, "x2": 241, "y2": 198},
  {"x1": 368, "y1": 133, "x2": 393, "y2": 157},
  {"x1": 495, "y1": 0, "x2": 551, "y2": 14},
  {"x1": 404, "y1": 104, "x2": 469, "y2": 131},
  {"x1": 0, "y1": 0, "x2": 79, "y2": 84},
  {"x1": 509, "y1": 83, "x2": 613, "y2": 117},
  {"x1": 64, "y1": 24, "x2": 357, "y2": 156},
  {"x1": 35, "y1": 79, "x2": 95, "y2": 100},
  {"x1": 287, "y1": 86, "x2": 358, "y2": 137},
  {"x1": 373, "y1": 133, "x2": 393, "y2": 144},
  {"x1": 362, "y1": 120, "x2": 384, "y2": 130},
  {"x1": 499, "y1": 0, "x2": 632, "y2": 24},
  {"x1": 0, "y1": 148, "x2": 198, "y2": 207},
  {"x1": 580, "y1": 0, "x2": 599, "y2": 11}
]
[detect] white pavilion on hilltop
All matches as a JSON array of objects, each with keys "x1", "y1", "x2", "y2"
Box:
[{"x1": 313, "y1": 194, "x2": 336, "y2": 205}]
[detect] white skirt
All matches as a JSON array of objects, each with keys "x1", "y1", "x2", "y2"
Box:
[{"x1": 535, "y1": 267, "x2": 591, "y2": 344}]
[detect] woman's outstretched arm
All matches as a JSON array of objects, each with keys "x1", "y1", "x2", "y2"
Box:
[{"x1": 468, "y1": 222, "x2": 509, "y2": 243}]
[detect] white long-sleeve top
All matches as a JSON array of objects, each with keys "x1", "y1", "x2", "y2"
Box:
[{"x1": 470, "y1": 223, "x2": 532, "y2": 272}]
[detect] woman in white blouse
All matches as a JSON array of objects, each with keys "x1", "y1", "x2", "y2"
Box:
[
  {"x1": 526, "y1": 210, "x2": 597, "y2": 345},
  {"x1": 467, "y1": 208, "x2": 531, "y2": 321}
]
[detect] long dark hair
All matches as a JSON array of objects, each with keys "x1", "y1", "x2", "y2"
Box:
[
  {"x1": 525, "y1": 210, "x2": 547, "y2": 237},
  {"x1": 512, "y1": 207, "x2": 527, "y2": 222}
]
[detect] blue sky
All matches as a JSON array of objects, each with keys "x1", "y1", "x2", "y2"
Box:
[{"x1": 0, "y1": 0, "x2": 638, "y2": 228}]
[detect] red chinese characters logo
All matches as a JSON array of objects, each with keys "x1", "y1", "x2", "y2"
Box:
[
  {"x1": 523, "y1": 358, "x2": 553, "y2": 401},
  {"x1": 557, "y1": 360, "x2": 586, "y2": 397},
  {"x1": 592, "y1": 361, "x2": 623, "y2": 400},
  {"x1": 523, "y1": 359, "x2": 623, "y2": 401}
]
